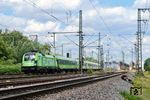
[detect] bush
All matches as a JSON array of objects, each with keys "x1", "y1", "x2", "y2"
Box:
[
  {"x1": 144, "y1": 58, "x2": 150, "y2": 71},
  {"x1": 0, "y1": 64, "x2": 21, "y2": 74},
  {"x1": 87, "y1": 69, "x2": 93, "y2": 74},
  {"x1": 0, "y1": 59, "x2": 16, "y2": 65}
]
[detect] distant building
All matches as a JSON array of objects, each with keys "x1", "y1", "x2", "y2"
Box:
[{"x1": 104, "y1": 61, "x2": 129, "y2": 71}]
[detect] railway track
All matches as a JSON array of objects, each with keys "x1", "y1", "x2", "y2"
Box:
[
  {"x1": 0, "y1": 74, "x2": 86, "y2": 88},
  {"x1": 0, "y1": 72, "x2": 114, "y2": 88},
  {"x1": 0, "y1": 72, "x2": 125, "y2": 100},
  {"x1": 0, "y1": 73, "x2": 78, "y2": 80}
]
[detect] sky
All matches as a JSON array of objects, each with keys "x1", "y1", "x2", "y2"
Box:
[{"x1": 0, "y1": 0, "x2": 150, "y2": 68}]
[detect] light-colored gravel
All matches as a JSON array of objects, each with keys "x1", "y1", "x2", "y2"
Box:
[{"x1": 31, "y1": 72, "x2": 134, "y2": 100}]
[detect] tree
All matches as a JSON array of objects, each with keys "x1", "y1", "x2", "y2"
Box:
[
  {"x1": 0, "y1": 29, "x2": 53, "y2": 64},
  {"x1": 0, "y1": 37, "x2": 14, "y2": 63},
  {"x1": 39, "y1": 43, "x2": 51, "y2": 54},
  {"x1": 0, "y1": 30, "x2": 36, "y2": 63},
  {"x1": 13, "y1": 40, "x2": 35, "y2": 63},
  {"x1": 144, "y1": 58, "x2": 150, "y2": 71}
]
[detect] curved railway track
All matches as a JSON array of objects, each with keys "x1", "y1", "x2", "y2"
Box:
[{"x1": 0, "y1": 72, "x2": 126, "y2": 100}]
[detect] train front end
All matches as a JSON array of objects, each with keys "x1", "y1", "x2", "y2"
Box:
[{"x1": 21, "y1": 52, "x2": 37, "y2": 73}]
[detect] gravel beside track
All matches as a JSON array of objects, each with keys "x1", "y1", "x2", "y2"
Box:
[
  {"x1": 0, "y1": 72, "x2": 123, "y2": 100},
  {"x1": 29, "y1": 72, "x2": 134, "y2": 100}
]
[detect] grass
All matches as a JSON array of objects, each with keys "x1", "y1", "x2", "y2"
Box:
[
  {"x1": 136, "y1": 72, "x2": 150, "y2": 100},
  {"x1": 86, "y1": 69, "x2": 94, "y2": 74},
  {"x1": 120, "y1": 91, "x2": 141, "y2": 100},
  {"x1": 0, "y1": 64, "x2": 21, "y2": 74},
  {"x1": 121, "y1": 71, "x2": 150, "y2": 100}
]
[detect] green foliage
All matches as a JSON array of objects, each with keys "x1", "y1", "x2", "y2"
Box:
[
  {"x1": 120, "y1": 91, "x2": 141, "y2": 100},
  {"x1": 87, "y1": 69, "x2": 94, "y2": 74},
  {"x1": 104, "y1": 67, "x2": 113, "y2": 72},
  {"x1": 39, "y1": 43, "x2": 51, "y2": 54},
  {"x1": 0, "y1": 29, "x2": 53, "y2": 74},
  {"x1": 144, "y1": 58, "x2": 150, "y2": 71},
  {"x1": 0, "y1": 64, "x2": 21, "y2": 74},
  {"x1": 120, "y1": 72, "x2": 150, "y2": 100},
  {"x1": 0, "y1": 29, "x2": 52, "y2": 64},
  {"x1": 0, "y1": 37, "x2": 13, "y2": 60}
]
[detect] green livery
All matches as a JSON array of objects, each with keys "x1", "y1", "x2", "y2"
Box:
[
  {"x1": 21, "y1": 51, "x2": 100, "y2": 73},
  {"x1": 56, "y1": 56, "x2": 78, "y2": 69}
]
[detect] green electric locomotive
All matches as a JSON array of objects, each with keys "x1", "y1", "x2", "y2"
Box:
[{"x1": 21, "y1": 51, "x2": 99, "y2": 73}]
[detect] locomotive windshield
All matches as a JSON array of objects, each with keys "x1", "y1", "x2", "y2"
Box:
[{"x1": 24, "y1": 52, "x2": 36, "y2": 61}]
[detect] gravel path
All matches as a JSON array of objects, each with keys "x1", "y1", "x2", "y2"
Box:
[{"x1": 30, "y1": 72, "x2": 134, "y2": 100}]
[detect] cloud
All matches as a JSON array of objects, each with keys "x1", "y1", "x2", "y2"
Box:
[
  {"x1": 24, "y1": 20, "x2": 57, "y2": 33},
  {"x1": 83, "y1": 6, "x2": 136, "y2": 32},
  {"x1": 37, "y1": 0, "x2": 81, "y2": 9},
  {"x1": 143, "y1": 35, "x2": 150, "y2": 44},
  {"x1": 133, "y1": 0, "x2": 149, "y2": 8},
  {"x1": 1, "y1": 0, "x2": 81, "y2": 21},
  {"x1": 1, "y1": 0, "x2": 150, "y2": 63},
  {"x1": 63, "y1": 25, "x2": 78, "y2": 32},
  {"x1": 0, "y1": 13, "x2": 27, "y2": 31}
]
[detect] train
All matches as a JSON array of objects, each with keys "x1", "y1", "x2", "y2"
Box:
[{"x1": 21, "y1": 51, "x2": 100, "y2": 73}]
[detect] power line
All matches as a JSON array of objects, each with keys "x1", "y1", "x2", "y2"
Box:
[
  {"x1": 56, "y1": 3, "x2": 72, "y2": 23},
  {"x1": 88, "y1": 0, "x2": 123, "y2": 63},
  {"x1": 23, "y1": 0, "x2": 79, "y2": 28},
  {"x1": 88, "y1": 0, "x2": 113, "y2": 35},
  {"x1": 84, "y1": 34, "x2": 107, "y2": 47},
  {"x1": 84, "y1": 39, "x2": 98, "y2": 47},
  {"x1": 88, "y1": 0, "x2": 135, "y2": 62},
  {"x1": 83, "y1": 32, "x2": 97, "y2": 46},
  {"x1": 23, "y1": 0, "x2": 64, "y2": 23},
  {"x1": 64, "y1": 35, "x2": 78, "y2": 46},
  {"x1": 118, "y1": 34, "x2": 135, "y2": 45}
]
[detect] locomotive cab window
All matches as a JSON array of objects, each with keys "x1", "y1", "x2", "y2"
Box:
[{"x1": 24, "y1": 53, "x2": 36, "y2": 61}]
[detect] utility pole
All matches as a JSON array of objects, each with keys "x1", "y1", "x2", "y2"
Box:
[
  {"x1": 106, "y1": 50, "x2": 109, "y2": 68},
  {"x1": 61, "y1": 44, "x2": 63, "y2": 56},
  {"x1": 122, "y1": 50, "x2": 125, "y2": 65},
  {"x1": 136, "y1": 8, "x2": 150, "y2": 72},
  {"x1": 35, "y1": 35, "x2": 38, "y2": 45},
  {"x1": 84, "y1": 50, "x2": 86, "y2": 58},
  {"x1": 79, "y1": 10, "x2": 83, "y2": 74},
  {"x1": 100, "y1": 45, "x2": 104, "y2": 70},
  {"x1": 137, "y1": 9, "x2": 141, "y2": 72},
  {"x1": 48, "y1": 32, "x2": 78, "y2": 54},
  {"x1": 121, "y1": 50, "x2": 125, "y2": 68},
  {"x1": 131, "y1": 48, "x2": 133, "y2": 63},
  {"x1": 91, "y1": 50, "x2": 94, "y2": 58},
  {"x1": 48, "y1": 33, "x2": 56, "y2": 54},
  {"x1": 106, "y1": 44, "x2": 110, "y2": 68},
  {"x1": 134, "y1": 43, "x2": 138, "y2": 69},
  {"x1": 131, "y1": 47, "x2": 134, "y2": 69},
  {"x1": 53, "y1": 33, "x2": 56, "y2": 54},
  {"x1": 69, "y1": 49, "x2": 72, "y2": 58},
  {"x1": 98, "y1": 32, "x2": 101, "y2": 69},
  {"x1": 48, "y1": 10, "x2": 83, "y2": 73}
]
